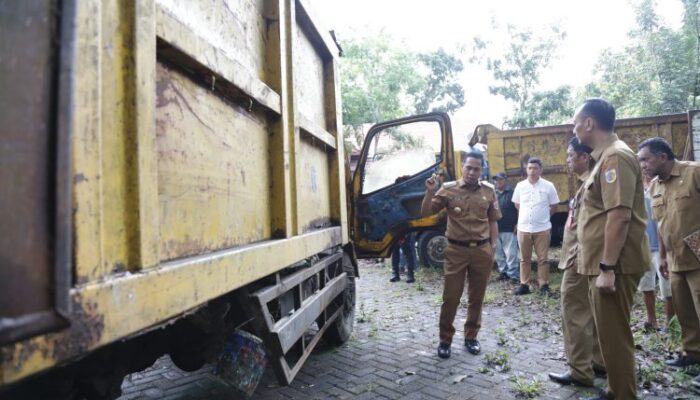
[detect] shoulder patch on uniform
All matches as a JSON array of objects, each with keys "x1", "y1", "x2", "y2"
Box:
[
  {"x1": 442, "y1": 181, "x2": 457, "y2": 189},
  {"x1": 480, "y1": 181, "x2": 494, "y2": 189},
  {"x1": 604, "y1": 168, "x2": 617, "y2": 184}
]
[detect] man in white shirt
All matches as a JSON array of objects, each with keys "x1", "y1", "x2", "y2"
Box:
[{"x1": 512, "y1": 157, "x2": 560, "y2": 296}]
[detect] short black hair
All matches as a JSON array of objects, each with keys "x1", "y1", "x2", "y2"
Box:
[
  {"x1": 568, "y1": 137, "x2": 593, "y2": 156},
  {"x1": 579, "y1": 98, "x2": 616, "y2": 132},
  {"x1": 639, "y1": 137, "x2": 676, "y2": 161},
  {"x1": 464, "y1": 151, "x2": 484, "y2": 166},
  {"x1": 527, "y1": 157, "x2": 543, "y2": 167}
]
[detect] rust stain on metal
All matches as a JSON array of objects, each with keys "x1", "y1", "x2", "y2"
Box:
[
  {"x1": 73, "y1": 173, "x2": 88, "y2": 184},
  {"x1": 302, "y1": 217, "x2": 332, "y2": 233},
  {"x1": 111, "y1": 262, "x2": 128, "y2": 274},
  {"x1": 51, "y1": 295, "x2": 104, "y2": 362}
]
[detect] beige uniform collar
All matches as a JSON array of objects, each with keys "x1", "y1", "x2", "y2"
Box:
[
  {"x1": 458, "y1": 178, "x2": 482, "y2": 189},
  {"x1": 591, "y1": 133, "x2": 619, "y2": 162},
  {"x1": 577, "y1": 170, "x2": 591, "y2": 182},
  {"x1": 658, "y1": 160, "x2": 681, "y2": 183}
]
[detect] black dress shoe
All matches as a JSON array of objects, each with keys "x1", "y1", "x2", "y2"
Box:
[
  {"x1": 547, "y1": 371, "x2": 593, "y2": 387},
  {"x1": 497, "y1": 272, "x2": 509, "y2": 281},
  {"x1": 465, "y1": 339, "x2": 480, "y2": 355},
  {"x1": 666, "y1": 355, "x2": 700, "y2": 368},
  {"x1": 539, "y1": 284, "x2": 552, "y2": 297},
  {"x1": 389, "y1": 274, "x2": 400, "y2": 282},
  {"x1": 437, "y1": 343, "x2": 451, "y2": 359},
  {"x1": 406, "y1": 273, "x2": 415, "y2": 283},
  {"x1": 513, "y1": 284, "x2": 530, "y2": 295}
]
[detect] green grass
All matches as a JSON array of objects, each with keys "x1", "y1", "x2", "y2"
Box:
[
  {"x1": 483, "y1": 287, "x2": 498, "y2": 305},
  {"x1": 484, "y1": 349, "x2": 510, "y2": 372},
  {"x1": 357, "y1": 302, "x2": 372, "y2": 323},
  {"x1": 639, "y1": 360, "x2": 666, "y2": 388},
  {"x1": 510, "y1": 376, "x2": 544, "y2": 398},
  {"x1": 495, "y1": 327, "x2": 508, "y2": 346}
]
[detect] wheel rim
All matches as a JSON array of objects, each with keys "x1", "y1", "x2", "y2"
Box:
[{"x1": 426, "y1": 235, "x2": 447, "y2": 266}]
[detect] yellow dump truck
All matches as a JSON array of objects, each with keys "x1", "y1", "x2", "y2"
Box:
[
  {"x1": 474, "y1": 111, "x2": 699, "y2": 243},
  {"x1": 1, "y1": 1, "x2": 355, "y2": 398}
]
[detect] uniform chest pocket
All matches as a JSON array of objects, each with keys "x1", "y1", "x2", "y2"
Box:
[
  {"x1": 472, "y1": 199, "x2": 490, "y2": 219},
  {"x1": 651, "y1": 196, "x2": 665, "y2": 219},
  {"x1": 673, "y1": 189, "x2": 694, "y2": 213},
  {"x1": 447, "y1": 198, "x2": 467, "y2": 217}
]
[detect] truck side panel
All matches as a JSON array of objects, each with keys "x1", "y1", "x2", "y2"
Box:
[
  {"x1": 0, "y1": 0, "x2": 347, "y2": 387},
  {"x1": 156, "y1": 63, "x2": 273, "y2": 260}
]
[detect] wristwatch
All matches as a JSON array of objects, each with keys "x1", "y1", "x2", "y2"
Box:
[{"x1": 599, "y1": 262, "x2": 616, "y2": 272}]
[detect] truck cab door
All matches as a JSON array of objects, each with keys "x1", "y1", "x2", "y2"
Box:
[{"x1": 350, "y1": 112, "x2": 455, "y2": 258}]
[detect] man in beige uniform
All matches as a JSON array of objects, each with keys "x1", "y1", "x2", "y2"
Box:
[
  {"x1": 549, "y1": 138, "x2": 605, "y2": 387},
  {"x1": 422, "y1": 151, "x2": 501, "y2": 359},
  {"x1": 574, "y1": 98, "x2": 649, "y2": 399},
  {"x1": 638, "y1": 137, "x2": 700, "y2": 388}
]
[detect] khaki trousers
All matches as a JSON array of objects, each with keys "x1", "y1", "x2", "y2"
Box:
[
  {"x1": 561, "y1": 266, "x2": 604, "y2": 385},
  {"x1": 439, "y1": 243, "x2": 493, "y2": 344},
  {"x1": 589, "y1": 272, "x2": 643, "y2": 400},
  {"x1": 670, "y1": 269, "x2": 700, "y2": 360},
  {"x1": 517, "y1": 229, "x2": 551, "y2": 286}
]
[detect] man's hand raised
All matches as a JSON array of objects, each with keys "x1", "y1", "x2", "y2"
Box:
[{"x1": 425, "y1": 174, "x2": 441, "y2": 193}]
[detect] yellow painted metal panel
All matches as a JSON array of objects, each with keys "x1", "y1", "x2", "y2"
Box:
[
  {"x1": 297, "y1": 139, "x2": 332, "y2": 232},
  {"x1": 520, "y1": 133, "x2": 568, "y2": 169},
  {"x1": 294, "y1": 21, "x2": 327, "y2": 130},
  {"x1": 672, "y1": 121, "x2": 690, "y2": 156},
  {"x1": 2, "y1": 0, "x2": 348, "y2": 388},
  {"x1": 73, "y1": 0, "x2": 104, "y2": 284},
  {"x1": 156, "y1": 0, "x2": 272, "y2": 86},
  {"x1": 504, "y1": 137, "x2": 522, "y2": 170},
  {"x1": 134, "y1": 0, "x2": 160, "y2": 269},
  {"x1": 155, "y1": 4, "x2": 282, "y2": 115},
  {"x1": 156, "y1": 63, "x2": 272, "y2": 260},
  {"x1": 548, "y1": 172, "x2": 571, "y2": 202},
  {"x1": 488, "y1": 136, "x2": 505, "y2": 175},
  {"x1": 100, "y1": 0, "x2": 142, "y2": 277},
  {"x1": 0, "y1": 228, "x2": 342, "y2": 385},
  {"x1": 325, "y1": 60, "x2": 348, "y2": 243}
]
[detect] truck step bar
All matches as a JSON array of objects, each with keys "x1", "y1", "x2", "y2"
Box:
[{"x1": 242, "y1": 251, "x2": 346, "y2": 385}]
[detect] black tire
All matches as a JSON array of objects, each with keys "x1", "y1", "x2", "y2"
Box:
[
  {"x1": 324, "y1": 253, "x2": 356, "y2": 345},
  {"x1": 418, "y1": 230, "x2": 447, "y2": 268},
  {"x1": 170, "y1": 349, "x2": 207, "y2": 372}
]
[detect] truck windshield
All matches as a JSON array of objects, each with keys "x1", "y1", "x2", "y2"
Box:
[{"x1": 361, "y1": 120, "x2": 442, "y2": 194}]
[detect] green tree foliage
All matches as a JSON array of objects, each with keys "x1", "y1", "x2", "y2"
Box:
[
  {"x1": 507, "y1": 86, "x2": 574, "y2": 128},
  {"x1": 471, "y1": 24, "x2": 572, "y2": 128},
  {"x1": 414, "y1": 49, "x2": 465, "y2": 114},
  {"x1": 585, "y1": 0, "x2": 700, "y2": 117},
  {"x1": 340, "y1": 32, "x2": 464, "y2": 149}
]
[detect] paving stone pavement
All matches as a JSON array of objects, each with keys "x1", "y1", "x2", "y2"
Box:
[{"x1": 120, "y1": 260, "x2": 698, "y2": 400}]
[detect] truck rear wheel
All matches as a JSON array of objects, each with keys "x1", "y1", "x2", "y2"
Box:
[
  {"x1": 418, "y1": 230, "x2": 447, "y2": 268},
  {"x1": 323, "y1": 254, "x2": 355, "y2": 345}
]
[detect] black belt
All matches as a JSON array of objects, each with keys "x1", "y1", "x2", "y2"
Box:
[{"x1": 447, "y1": 238, "x2": 490, "y2": 248}]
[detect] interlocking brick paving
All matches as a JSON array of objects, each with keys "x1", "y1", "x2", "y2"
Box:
[{"x1": 120, "y1": 258, "x2": 698, "y2": 399}]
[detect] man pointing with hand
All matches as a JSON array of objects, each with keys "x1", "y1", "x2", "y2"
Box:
[{"x1": 422, "y1": 152, "x2": 501, "y2": 359}]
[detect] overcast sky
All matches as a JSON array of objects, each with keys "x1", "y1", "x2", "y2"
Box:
[{"x1": 309, "y1": 0, "x2": 683, "y2": 148}]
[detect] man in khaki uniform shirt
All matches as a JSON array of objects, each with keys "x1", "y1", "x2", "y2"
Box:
[
  {"x1": 574, "y1": 99, "x2": 649, "y2": 399},
  {"x1": 638, "y1": 137, "x2": 700, "y2": 388},
  {"x1": 549, "y1": 138, "x2": 605, "y2": 387},
  {"x1": 421, "y1": 151, "x2": 501, "y2": 359}
]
